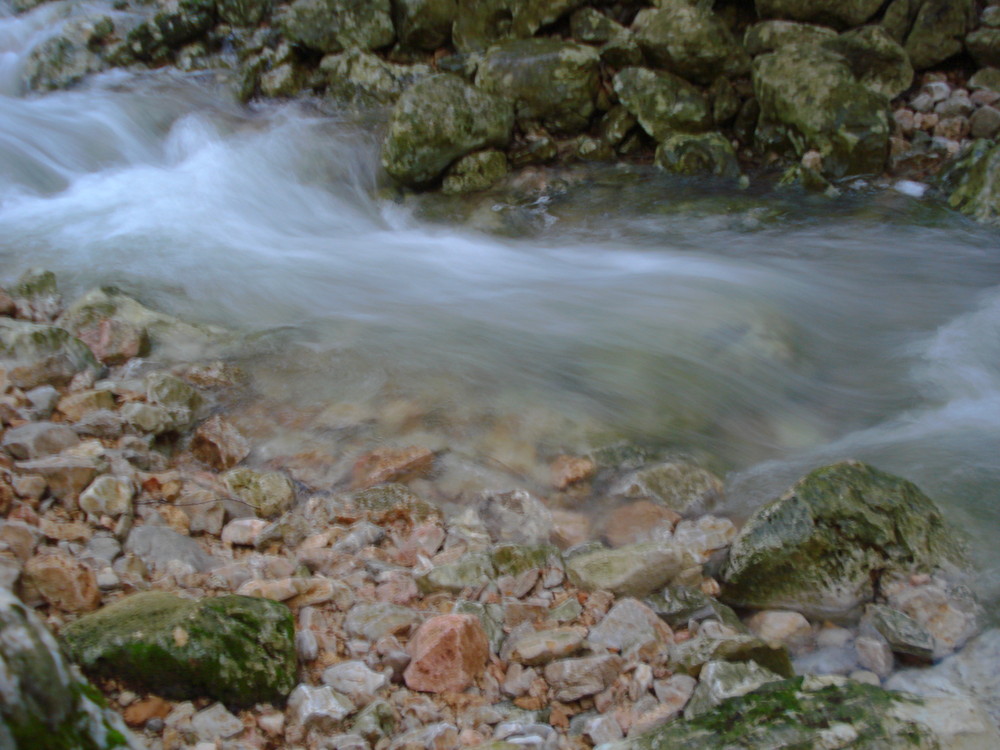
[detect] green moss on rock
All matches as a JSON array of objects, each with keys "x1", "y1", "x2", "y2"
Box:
[{"x1": 941, "y1": 139, "x2": 1000, "y2": 225}]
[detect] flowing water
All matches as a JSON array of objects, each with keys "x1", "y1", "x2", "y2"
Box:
[{"x1": 4, "y1": 3, "x2": 1000, "y2": 605}]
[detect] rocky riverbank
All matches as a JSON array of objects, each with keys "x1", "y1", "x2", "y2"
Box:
[
  {"x1": 12, "y1": 0, "x2": 1000, "y2": 224},
  {"x1": 2, "y1": 270, "x2": 1000, "y2": 748}
]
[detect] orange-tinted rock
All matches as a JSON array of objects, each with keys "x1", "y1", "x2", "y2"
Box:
[
  {"x1": 602, "y1": 500, "x2": 680, "y2": 547},
  {"x1": 550, "y1": 509, "x2": 590, "y2": 549},
  {"x1": 123, "y1": 696, "x2": 172, "y2": 727},
  {"x1": 352, "y1": 446, "x2": 435, "y2": 489},
  {"x1": 22, "y1": 551, "x2": 100, "y2": 612},
  {"x1": 403, "y1": 614, "x2": 489, "y2": 693},
  {"x1": 191, "y1": 415, "x2": 251, "y2": 470},
  {"x1": 550, "y1": 455, "x2": 595, "y2": 490}
]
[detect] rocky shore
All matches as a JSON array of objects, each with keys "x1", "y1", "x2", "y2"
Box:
[
  {"x1": 12, "y1": 0, "x2": 1000, "y2": 224},
  {"x1": 2, "y1": 269, "x2": 1000, "y2": 748}
]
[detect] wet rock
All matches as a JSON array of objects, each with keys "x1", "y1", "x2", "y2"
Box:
[
  {"x1": 685, "y1": 659, "x2": 784, "y2": 718},
  {"x1": 125, "y1": 524, "x2": 218, "y2": 573},
  {"x1": 15, "y1": 455, "x2": 98, "y2": 505},
  {"x1": 3, "y1": 421, "x2": 80, "y2": 460},
  {"x1": 565, "y1": 541, "x2": 682, "y2": 597},
  {"x1": 11, "y1": 269, "x2": 62, "y2": 322},
  {"x1": 0, "y1": 318, "x2": 98, "y2": 389},
  {"x1": 393, "y1": 0, "x2": 456, "y2": 51},
  {"x1": 721, "y1": 462, "x2": 965, "y2": 619},
  {"x1": 612, "y1": 460, "x2": 724, "y2": 516},
  {"x1": 388, "y1": 722, "x2": 458, "y2": 750},
  {"x1": 352, "y1": 445, "x2": 435, "y2": 489},
  {"x1": 670, "y1": 630, "x2": 795, "y2": 679},
  {"x1": 475, "y1": 39, "x2": 600, "y2": 135},
  {"x1": 417, "y1": 549, "x2": 494, "y2": 593},
  {"x1": 278, "y1": 0, "x2": 393, "y2": 53},
  {"x1": 21, "y1": 18, "x2": 113, "y2": 92},
  {"x1": 855, "y1": 634, "x2": 894, "y2": 677},
  {"x1": 743, "y1": 20, "x2": 837, "y2": 56},
  {"x1": 191, "y1": 416, "x2": 249, "y2": 470},
  {"x1": 884, "y1": 576, "x2": 980, "y2": 657},
  {"x1": 451, "y1": 0, "x2": 584, "y2": 53},
  {"x1": 56, "y1": 388, "x2": 116, "y2": 421},
  {"x1": 351, "y1": 698, "x2": 396, "y2": 742},
  {"x1": 345, "y1": 602, "x2": 424, "y2": 641},
  {"x1": 218, "y1": 0, "x2": 273, "y2": 26},
  {"x1": 588, "y1": 598, "x2": 671, "y2": 656},
  {"x1": 756, "y1": 0, "x2": 882, "y2": 27},
  {"x1": 899, "y1": 0, "x2": 975, "y2": 70},
  {"x1": 601, "y1": 501, "x2": 677, "y2": 548},
  {"x1": 942, "y1": 139, "x2": 1000, "y2": 225},
  {"x1": 613, "y1": 67, "x2": 712, "y2": 142},
  {"x1": 0, "y1": 588, "x2": 143, "y2": 750},
  {"x1": 322, "y1": 661, "x2": 388, "y2": 702},
  {"x1": 287, "y1": 684, "x2": 355, "y2": 731},
  {"x1": 476, "y1": 490, "x2": 552, "y2": 546},
  {"x1": 745, "y1": 610, "x2": 813, "y2": 653},
  {"x1": 543, "y1": 653, "x2": 622, "y2": 702},
  {"x1": 21, "y1": 550, "x2": 101, "y2": 612},
  {"x1": 221, "y1": 517, "x2": 268, "y2": 546},
  {"x1": 655, "y1": 132, "x2": 741, "y2": 179},
  {"x1": 120, "y1": 402, "x2": 174, "y2": 435},
  {"x1": 968, "y1": 29, "x2": 1000, "y2": 73},
  {"x1": 222, "y1": 467, "x2": 295, "y2": 518},
  {"x1": 441, "y1": 149, "x2": 509, "y2": 195},
  {"x1": 823, "y1": 25, "x2": 914, "y2": 100},
  {"x1": 864, "y1": 603, "x2": 934, "y2": 661},
  {"x1": 78, "y1": 475, "x2": 134, "y2": 519},
  {"x1": 505, "y1": 626, "x2": 586, "y2": 665},
  {"x1": 62, "y1": 591, "x2": 297, "y2": 708},
  {"x1": 322, "y1": 49, "x2": 432, "y2": 109},
  {"x1": 403, "y1": 614, "x2": 489, "y2": 693},
  {"x1": 633, "y1": 5, "x2": 749, "y2": 85},
  {"x1": 550, "y1": 509, "x2": 590, "y2": 549},
  {"x1": 353, "y1": 483, "x2": 440, "y2": 522},
  {"x1": 570, "y1": 7, "x2": 627, "y2": 45},
  {"x1": 381, "y1": 74, "x2": 514, "y2": 187}
]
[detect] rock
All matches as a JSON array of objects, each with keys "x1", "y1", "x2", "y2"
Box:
[
  {"x1": 392, "y1": 0, "x2": 456, "y2": 51},
  {"x1": 191, "y1": 416, "x2": 250, "y2": 470},
  {"x1": 3, "y1": 421, "x2": 80, "y2": 460},
  {"x1": 222, "y1": 467, "x2": 295, "y2": 518},
  {"x1": 351, "y1": 698, "x2": 395, "y2": 741},
  {"x1": 441, "y1": 149, "x2": 509, "y2": 195},
  {"x1": 755, "y1": 0, "x2": 883, "y2": 27},
  {"x1": 655, "y1": 132, "x2": 741, "y2": 179},
  {"x1": 344, "y1": 602, "x2": 423, "y2": 641},
  {"x1": 864, "y1": 604, "x2": 934, "y2": 661},
  {"x1": 942, "y1": 139, "x2": 1000, "y2": 225},
  {"x1": 543, "y1": 654, "x2": 622, "y2": 702},
  {"x1": 672, "y1": 516, "x2": 738, "y2": 564},
  {"x1": 381, "y1": 74, "x2": 514, "y2": 187},
  {"x1": 417, "y1": 550, "x2": 494, "y2": 594},
  {"x1": 721, "y1": 462, "x2": 964, "y2": 619},
  {"x1": 353, "y1": 483, "x2": 440, "y2": 522},
  {"x1": 451, "y1": 0, "x2": 584, "y2": 53},
  {"x1": 221, "y1": 518, "x2": 268, "y2": 546},
  {"x1": 20, "y1": 17, "x2": 113, "y2": 92},
  {"x1": 0, "y1": 318, "x2": 98, "y2": 389},
  {"x1": 570, "y1": 7, "x2": 627, "y2": 44},
  {"x1": 476, "y1": 489, "x2": 552, "y2": 546},
  {"x1": 884, "y1": 576, "x2": 980, "y2": 657},
  {"x1": 588, "y1": 597, "x2": 672, "y2": 656},
  {"x1": 122, "y1": 695, "x2": 171, "y2": 727},
  {"x1": 321, "y1": 50, "x2": 432, "y2": 109},
  {"x1": 670, "y1": 631, "x2": 795, "y2": 679},
  {"x1": 218, "y1": 0, "x2": 273, "y2": 26},
  {"x1": 823, "y1": 25, "x2": 914, "y2": 100},
  {"x1": 505, "y1": 626, "x2": 586, "y2": 665},
  {"x1": 403, "y1": 614, "x2": 489, "y2": 693},
  {"x1": 322, "y1": 661, "x2": 388, "y2": 702},
  {"x1": 277, "y1": 0, "x2": 394, "y2": 53},
  {"x1": 0, "y1": 588, "x2": 144, "y2": 750},
  {"x1": 685, "y1": 659, "x2": 784, "y2": 718},
  {"x1": 125, "y1": 525, "x2": 218, "y2": 573},
  {"x1": 855, "y1": 634, "x2": 894, "y2": 677},
  {"x1": 646, "y1": 585, "x2": 745, "y2": 630},
  {"x1": 388, "y1": 722, "x2": 459, "y2": 750},
  {"x1": 612, "y1": 460, "x2": 724, "y2": 515},
  {"x1": 78, "y1": 475, "x2": 134, "y2": 519},
  {"x1": 601, "y1": 500, "x2": 679, "y2": 548},
  {"x1": 120, "y1": 402, "x2": 173, "y2": 435},
  {"x1": 121, "y1": 0, "x2": 215, "y2": 62},
  {"x1": 56, "y1": 389, "x2": 116, "y2": 421},
  {"x1": 745, "y1": 611, "x2": 813, "y2": 653},
  {"x1": 21, "y1": 550, "x2": 101, "y2": 612},
  {"x1": 287, "y1": 684, "x2": 355, "y2": 731},
  {"x1": 191, "y1": 702, "x2": 243, "y2": 741},
  {"x1": 475, "y1": 39, "x2": 599, "y2": 135},
  {"x1": 14, "y1": 456, "x2": 97, "y2": 504},
  {"x1": 902, "y1": 0, "x2": 975, "y2": 70},
  {"x1": 968, "y1": 29, "x2": 1000, "y2": 69},
  {"x1": 351, "y1": 445, "x2": 435, "y2": 489},
  {"x1": 613, "y1": 67, "x2": 712, "y2": 142},
  {"x1": 969, "y1": 67, "x2": 1000, "y2": 93},
  {"x1": 743, "y1": 20, "x2": 837, "y2": 56},
  {"x1": 565, "y1": 541, "x2": 682, "y2": 597},
  {"x1": 61, "y1": 591, "x2": 297, "y2": 708},
  {"x1": 632, "y1": 5, "x2": 750, "y2": 84}
]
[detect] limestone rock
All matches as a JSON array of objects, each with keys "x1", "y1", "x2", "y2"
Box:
[
  {"x1": 743, "y1": 20, "x2": 837, "y2": 56},
  {"x1": 21, "y1": 551, "x2": 101, "y2": 612},
  {"x1": 755, "y1": 0, "x2": 883, "y2": 28},
  {"x1": 452, "y1": 0, "x2": 584, "y2": 53},
  {"x1": 61, "y1": 591, "x2": 297, "y2": 708},
  {"x1": 670, "y1": 631, "x2": 795, "y2": 679},
  {"x1": 14, "y1": 455, "x2": 98, "y2": 504},
  {"x1": 0, "y1": 318, "x2": 98, "y2": 389},
  {"x1": 278, "y1": 0, "x2": 394, "y2": 53},
  {"x1": 381, "y1": 74, "x2": 514, "y2": 187},
  {"x1": 823, "y1": 25, "x2": 914, "y2": 100},
  {"x1": 745, "y1": 610, "x2": 813, "y2": 653},
  {"x1": 21, "y1": 18, "x2": 112, "y2": 92},
  {"x1": 3, "y1": 421, "x2": 80, "y2": 460},
  {"x1": 864, "y1": 604, "x2": 934, "y2": 661},
  {"x1": 475, "y1": 489, "x2": 552, "y2": 546},
  {"x1": 191, "y1": 415, "x2": 250, "y2": 470},
  {"x1": 78, "y1": 475, "x2": 134, "y2": 519},
  {"x1": 218, "y1": 0, "x2": 273, "y2": 26},
  {"x1": 645, "y1": 585, "x2": 745, "y2": 630},
  {"x1": 612, "y1": 460, "x2": 724, "y2": 514},
  {"x1": 287, "y1": 684, "x2": 355, "y2": 731},
  {"x1": 403, "y1": 614, "x2": 489, "y2": 693},
  {"x1": 565, "y1": 541, "x2": 682, "y2": 597},
  {"x1": 351, "y1": 445, "x2": 435, "y2": 489},
  {"x1": 344, "y1": 602, "x2": 423, "y2": 641},
  {"x1": 684, "y1": 659, "x2": 785, "y2": 718},
  {"x1": 505, "y1": 626, "x2": 586, "y2": 665},
  {"x1": 441, "y1": 149, "x2": 509, "y2": 195},
  {"x1": 967, "y1": 29, "x2": 1000, "y2": 70},
  {"x1": 121, "y1": 0, "x2": 215, "y2": 62},
  {"x1": 322, "y1": 661, "x2": 388, "y2": 702},
  {"x1": 903, "y1": 0, "x2": 975, "y2": 70},
  {"x1": 222, "y1": 467, "x2": 295, "y2": 518},
  {"x1": 56, "y1": 389, "x2": 116, "y2": 421},
  {"x1": 392, "y1": 0, "x2": 456, "y2": 51},
  {"x1": 588, "y1": 597, "x2": 672, "y2": 656},
  {"x1": 942, "y1": 139, "x2": 1000, "y2": 225},
  {"x1": 721, "y1": 462, "x2": 963, "y2": 619},
  {"x1": 655, "y1": 132, "x2": 741, "y2": 179},
  {"x1": 417, "y1": 550, "x2": 494, "y2": 594},
  {"x1": 601, "y1": 500, "x2": 679, "y2": 547},
  {"x1": 543, "y1": 653, "x2": 622, "y2": 702},
  {"x1": 321, "y1": 49, "x2": 432, "y2": 109},
  {"x1": 613, "y1": 67, "x2": 712, "y2": 141},
  {"x1": 476, "y1": 39, "x2": 600, "y2": 135},
  {"x1": 125, "y1": 525, "x2": 218, "y2": 573}
]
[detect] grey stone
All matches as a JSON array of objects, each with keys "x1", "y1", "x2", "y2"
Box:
[
  {"x1": 543, "y1": 654, "x2": 622, "y2": 701},
  {"x1": 287, "y1": 684, "x2": 355, "y2": 731},
  {"x1": 864, "y1": 604, "x2": 935, "y2": 661},
  {"x1": 322, "y1": 661, "x2": 388, "y2": 701},
  {"x1": 588, "y1": 598, "x2": 671, "y2": 656},
  {"x1": 125, "y1": 524, "x2": 218, "y2": 573},
  {"x1": 344, "y1": 602, "x2": 423, "y2": 641},
  {"x1": 222, "y1": 467, "x2": 295, "y2": 518},
  {"x1": 192, "y1": 702, "x2": 243, "y2": 741},
  {"x1": 564, "y1": 541, "x2": 682, "y2": 597},
  {"x1": 475, "y1": 489, "x2": 553, "y2": 546},
  {"x1": 684, "y1": 660, "x2": 784, "y2": 718},
  {"x1": 969, "y1": 105, "x2": 1000, "y2": 138},
  {"x1": 0, "y1": 318, "x2": 98, "y2": 389},
  {"x1": 3, "y1": 422, "x2": 80, "y2": 460}
]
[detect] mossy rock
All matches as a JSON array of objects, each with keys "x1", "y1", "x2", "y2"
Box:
[
  {"x1": 613, "y1": 67, "x2": 712, "y2": 142},
  {"x1": 967, "y1": 29, "x2": 1000, "y2": 70},
  {"x1": 392, "y1": 0, "x2": 457, "y2": 51},
  {"x1": 0, "y1": 318, "x2": 99, "y2": 389},
  {"x1": 941, "y1": 139, "x2": 1000, "y2": 226},
  {"x1": 743, "y1": 20, "x2": 837, "y2": 56},
  {"x1": 321, "y1": 49, "x2": 432, "y2": 109},
  {"x1": 822, "y1": 25, "x2": 913, "y2": 100},
  {"x1": 669, "y1": 632, "x2": 795, "y2": 679},
  {"x1": 654, "y1": 132, "x2": 741, "y2": 180},
  {"x1": 222, "y1": 468, "x2": 296, "y2": 518},
  {"x1": 903, "y1": 0, "x2": 975, "y2": 70},
  {"x1": 491, "y1": 543, "x2": 561, "y2": 577},
  {"x1": 721, "y1": 461, "x2": 966, "y2": 620},
  {"x1": 452, "y1": 0, "x2": 584, "y2": 53},
  {"x1": 277, "y1": 0, "x2": 394, "y2": 53},
  {"x1": 442, "y1": 149, "x2": 509, "y2": 195},
  {"x1": 755, "y1": 0, "x2": 883, "y2": 28},
  {"x1": 645, "y1": 585, "x2": 745, "y2": 630},
  {"x1": 61, "y1": 591, "x2": 297, "y2": 709}
]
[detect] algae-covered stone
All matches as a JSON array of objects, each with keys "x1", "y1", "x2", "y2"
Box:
[
  {"x1": 441, "y1": 150, "x2": 509, "y2": 195},
  {"x1": 352, "y1": 483, "x2": 439, "y2": 521},
  {"x1": 721, "y1": 461, "x2": 966, "y2": 620},
  {"x1": 392, "y1": 0, "x2": 456, "y2": 51},
  {"x1": 490, "y1": 544, "x2": 560, "y2": 577},
  {"x1": 941, "y1": 139, "x2": 1000, "y2": 225},
  {"x1": 0, "y1": 318, "x2": 98, "y2": 389},
  {"x1": 864, "y1": 604, "x2": 935, "y2": 661},
  {"x1": 655, "y1": 133, "x2": 740, "y2": 179},
  {"x1": 684, "y1": 660, "x2": 785, "y2": 718},
  {"x1": 612, "y1": 460, "x2": 724, "y2": 515},
  {"x1": 670, "y1": 631, "x2": 795, "y2": 679},
  {"x1": 452, "y1": 0, "x2": 584, "y2": 53},
  {"x1": 565, "y1": 541, "x2": 682, "y2": 597},
  {"x1": 381, "y1": 74, "x2": 514, "y2": 186},
  {"x1": 278, "y1": 0, "x2": 394, "y2": 53},
  {"x1": 570, "y1": 7, "x2": 627, "y2": 45},
  {"x1": 218, "y1": 0, "x2": 273, "y2": 26},
  {"x1": 752, "y1": 44, "x2": 889, "y2": 178},
  {"x1": 222, "y1": 468, "x2": 295, "y2": 518},
  {"x1": 755, "y1": 0, "x2": 883, "y2": 27},
  {"x1": 633, "y1": 5, "x2": 750, "y2": 84},
  {"x1": 743, "y1": 20, "x2": 837, "y2": 56},
  {"x1": 613, "y1": 67, "x2": 712, "y2": 141},
  {"x1": 967, "y1": 29, "x2": 1000, "y2": 70},
  {"x1": 61, "y1": 591, "x2": 297, "y2": 708},
  {"x1": 475, "y1": 39, "x2": 600, "y2": 135},
  {"x1": 321, "y1": 49, "x2": 432, "y2": 109},
  {"x1": 123, "y1": 0, "x2": 215, "y2": 62},
  {"x1": 823, "y1": 25, "x2": 913, "y2": 100},
  {"x1": 1, "y1": 588, "x2": 143, "y2": 750},
  {"x1": 646, "y1": 585, "x2": 745, "y2": 630},
  {"x1": 904, "y1": 0, "x2": 974, "y2": 70},
  {"x1": 21, "y1": 18, "x2": 112, "y2": 92}
]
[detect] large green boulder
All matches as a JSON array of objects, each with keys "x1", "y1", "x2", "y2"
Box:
[
  {"x1": 941, "y1": 139, "x2": 1000, "y2": 225},
  {"x1": 321, "y1": 49, "x2": 432, "y2": 109},
  {"x1": 890, "y1": 0, "x2": 975, "y2": 70},
  {"x1": 0, "y1": 318, "x2": 98, "y2": 389},
  {"x1": 380, "y1": 74, "x2": 514, "y2": 186},
  {"x1": 743, "y1": 20, "x2": 837, "y2": 56},
  {"x1": 608, "y1": 676, "x2": 1000, "y2": 749},
  {"x1": 632, "y1": 5, "x2": 749, "y2": 85},
  {"x1": 392, "y1": 0, "x2": 456, "y2": 51},
  {"x1": 721, "y1": 462, "x2": 965, "y2": 620},
  {"x1": 613, "y1": 67, "x2": 712, "y2": 142},
  {"x1": 752, "y1": 44, "x2": 889, "y2": 178},
  {"x1": 755, "y1": 0, "x2": 882, "y2": 28},
  {"x1": 61, "y1": 591, "x2": 297, "y2": 709},
  {"x1": 1, "y1": 588, "x2": 143, "y2": 750},
  {"x1": 475, "y1": 39, "x2": 600, "y2": 135},
  {"x1": 823, "y1": 26, "x2": 913, "y2": 100},
  {"x1": 278, "y1": 0, "x2": 394, "y2": 53},
  {"x1": 452, "y1": 0, "x2": 584, "y2": 53}
]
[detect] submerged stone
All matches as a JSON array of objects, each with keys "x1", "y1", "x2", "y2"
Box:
[{"x1": 61, "y1": 591, "x2": 297, "y2": 708}]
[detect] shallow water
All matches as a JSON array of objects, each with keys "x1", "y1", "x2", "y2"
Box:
[{"x1": 4, "y1": 2, "x2": 1000, "y2": 605}]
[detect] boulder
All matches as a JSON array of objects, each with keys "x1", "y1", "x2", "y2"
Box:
[
  {"x1": 381, "y1": 74, "x2": 514, "y2": 187},
  {"x1": 452, "y1": 0, "x2": 584, "y2": 53},
  {"x1": 752, "y1": 44, "x2": 890, "y2": 178},
  {"x1": 392, "y1": 0, "x2": 456, "y2": 51},
  {"x1": 0, "y1": 318, "x2": 98, "y2": 389},
  {"x1": 441, "y1": 149, "x2": 509, "y2": 195},
  {"x1": 743, "y1": 20, "x2": 837, "y2": 56},
  {"x1": 941, "y1": 139, "x2": 1000, "y2": 225},
  {"x1": 278, "y1": 0, "x2": 394, "y2": 53},
  {"x1": 721, "y1": 462, "x2": 966, "y2": 620},
  {"x1": 613, "y1": 67, "x2": 712, "y2": 141},
  {"x1": 321, "y1": 50, "x2": 432, "y2": 109},
  {"x1": 0, "y1": 588, "x2": 144, "y2": 750},
  {"x1": 755, "y1": 0, "x2": 883, "y2": 28},
  {"x1": 823, "y1": 26, "x2": 913, "y2": 100},
  {"x1": 632, "y1": 5, "x2": 750, "y2": 85},
  {"x1": 654, "y1": 132, "x2": 741, "y2": 179},
  {"x1": 897, "y1": 0, "x2": 975, "y2": 70},
  {"x1": 61, "y1": 591, "x2": 297, "y2": 708},
  {"x1": 967, "y1": 29, "x2": 1000, "y2": 70},
  {"x1": 221, "y1": 467, "x2": 295, "y2": 518},
  {"x1": 475, "y1": 39, "x2": 600, "y2": 135}
]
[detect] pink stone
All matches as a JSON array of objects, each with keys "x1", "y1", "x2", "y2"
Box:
[
  {"x1": 190, "y1": 416, "x2": 250, "y2": 470},
  {"x1": 22, "y1": 551, "x2": 100, "y2": 612},
  {"x1": 403, "y1": 614, "x2": 489, "y2": 693}
]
